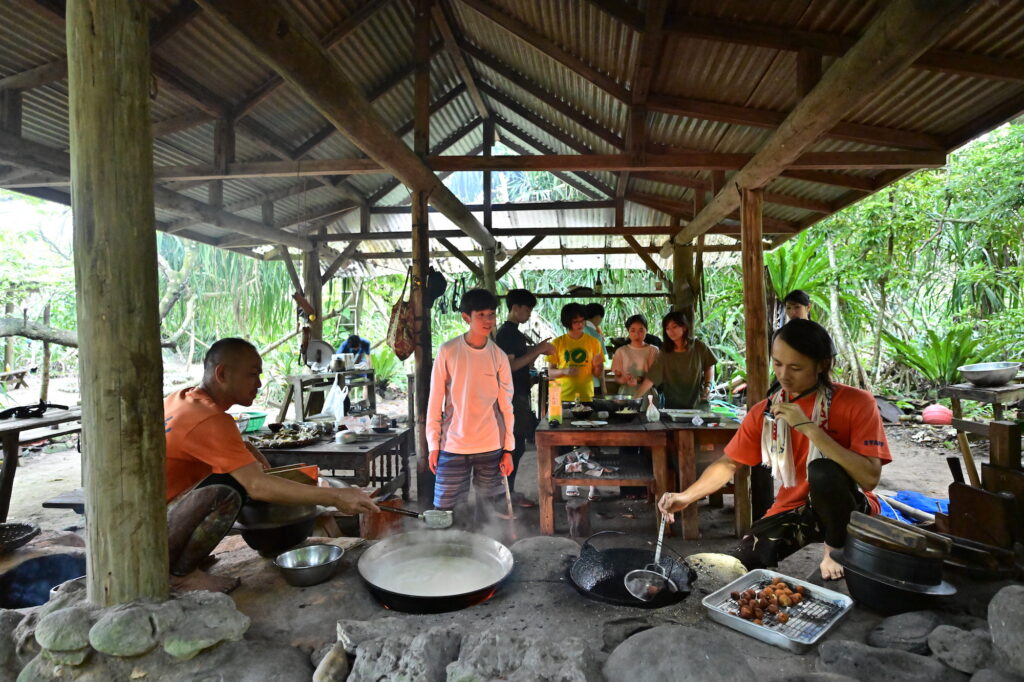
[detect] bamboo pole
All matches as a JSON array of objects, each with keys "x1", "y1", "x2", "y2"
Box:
[
  {"x1": 67, "y1": 0, "x2": 169, "y2": 605},
  {"x1": 482, "y1": 248, "x2": 497, "y2": 293}
]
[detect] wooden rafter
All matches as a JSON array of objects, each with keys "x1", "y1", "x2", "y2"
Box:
[
  {"x1": 432, "y1": 1, "x2": 489, "y2": 120},
  {"x1": 623, "y1": 234, "x2": 670, "y2": 287},
  {"x1": 647, "y1": 94, "x2": 944, "y2": 150},
  {"x1": 635, "y1": 171, "x2": 833, "y2": 213},
  {"x1": 196, "y1": 0, "x2": 494, "y2": 248},
  {"x1": 372, "y1": 200, "x2": 615, "y2": 215},
  {"x1": 321, "y1": 242, "x2": 362, "y2": 282},
  {"x1": 436, "y1": 237, "x2": 484, "y2": 279},
  {"x1": 353, "y1": 245, "x2": 743, "y2": 260},
  {"x1": 318, "y1": 226, "x2": 680, "y2": 242},
  {"x1": 493, "y1": 116, "x2": 614, "y2": 197},
  {"x1": 459, "y1": 0, "x2": 629, "y2": 102},
  {"x1": 627, "y1": 191, "x2": 798, "y2": 234},
  {"x1": 495, "y1": 235, "x2": 544, "y2": 279},
  {"x1": 663, "y1": 0, "x2": 971, "y2": 253},
  {"x1": 664, "y1": 14, "x2": 1024, "y2": 83},
  {"x1": 498, "y1": 136, "x2": 602, "y2": 201},
  {"x1": 231, "y1": 0, "x2": 396, "y2": 119}
]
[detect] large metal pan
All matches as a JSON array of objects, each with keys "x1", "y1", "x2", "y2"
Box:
[
  {"x1": 569, "y1": 531, "x2": 696, "y2": 608},
  {"x1": 357, "y1": 529, "x2": 514, "y2": 613}
]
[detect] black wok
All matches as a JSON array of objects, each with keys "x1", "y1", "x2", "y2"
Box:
[
  {"x1": 569, "y1": 531, "x2": 696, "y2": 608},
  {"x1": 357, "y1": 529, "x2": 514, "y2": 613}
]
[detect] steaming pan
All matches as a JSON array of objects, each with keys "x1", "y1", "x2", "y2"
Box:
[{"x1": 357, "y1": 529, "x2": 514, "y2": 613}]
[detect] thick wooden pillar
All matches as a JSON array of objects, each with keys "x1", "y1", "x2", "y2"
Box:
[
  {"x1": 2, "y1": 93, "x2": 21, "y2": 373},
  {"x1": 411, "y1": 190, "x2": 434, "y2": 504},
  {"x1": 740, "y1": 187, "x2": 773, "y2": 529},
  {"x1": 302, "y1": 244, "x2": 323, "y2": 341},
  {"x1": 482, "y1": 248, "x2": 496, "y2": 293},
  {"x1": 67, "y1": 0, "x2": 168, "y2": 605}
]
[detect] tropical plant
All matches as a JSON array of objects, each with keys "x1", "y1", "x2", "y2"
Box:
[{"x1": 880, "y1": 327, "x2": 992, "y2": 390}]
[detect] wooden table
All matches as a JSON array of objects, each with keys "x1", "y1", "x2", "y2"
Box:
[
  {"x1": 0, "y1": 407, "x2": 82, "y2": 522},
  {"x1": 257, "y1": 427, "x2": 411, "y2": 502},
  {"x1": 277, "y1": 370, "x2": 377, "y2": 422},
  {"x1": 939, "y1": 382, "x2": 1024, "y2": 485},
  {"x1": 535, "y1": 419, "x2": 669, "y2": 535},
  {"x1": 664, "y1": 421, "x2": 742, "y2": 540}
]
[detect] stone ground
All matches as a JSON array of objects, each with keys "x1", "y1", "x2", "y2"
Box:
[{"x1": 2, "y1": 375, "x2": 1015, "y2": 680}]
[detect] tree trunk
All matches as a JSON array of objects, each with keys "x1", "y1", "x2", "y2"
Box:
[
  {"x1": 68, "y1": 0, "x2": 169, "y2": 605},
  {"x1": 40, "y1": 304, "x2": 50, "y2": 402},
  {"x1": 825, "y1": 236, "x2": 870, "y2": 390},
  {"x1": 3, "y1": 301, "x2": 12, "y2": 370}
]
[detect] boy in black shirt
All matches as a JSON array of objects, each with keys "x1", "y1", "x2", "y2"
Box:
[{"x1": 494, "y1": 289, "x2": 555, "y2": 507}]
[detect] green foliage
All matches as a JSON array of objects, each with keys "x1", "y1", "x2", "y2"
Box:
[
  {"x1": 371, "y1": 346, "x2": 403, "y2": 393},
  {"x1": 880, "y1": 327, "x2": 990, "y2": 389}
]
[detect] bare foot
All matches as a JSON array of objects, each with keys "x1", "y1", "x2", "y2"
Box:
[
  {"x1": 820, "y1": 545, "x2": 844, "y2": 580},
  {"x1": 170, "y1": 570, "x2": 240, "y2": 594}
]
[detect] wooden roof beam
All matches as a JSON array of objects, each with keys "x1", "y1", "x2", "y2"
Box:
[
  {"x1": 432, "y1": 1, "x2": 489, "y2": 120},
  {"x1": 460, "y1": 40, "x2": 624, "y2": 150},
  {"x1": 318, "y1": 226, "x2": 679, "y2": 242},
  {"x1": 647, "y1": 94, "x2": 944, "y2": 150},
  {"x1": 586, "y1": 0, "x2": 645, "y2": 32},
  {"x1": 662, "y1": 0, "x2": 970, "y2": 254},
  {"x1": 197, "y1": 0, "x2": 494, "y2": 248},
  {"x1": 635, "y1": 170, "x2": 833, "y2": 213},
  {"x1": 0, "y1": 127, "x2": 313, "y2": 251},
  {"x1": 321, "y1": 242, "x2": 362, "y2": 283},
  {"x1": 664, "y1": 14, "x2": 1024, "y2": 83},
  {"x1": 372, "y1": 199, "x2": 615, "y2": 215},
  {"x1": 623, "y1": 234, "x2": 671, "y2": 287},
  {"x1": 493, "y1": 115, "x2": 615, "y2": 197},
  {"x1": 498, "y1": 136, "x2": 603, "y2": 201},
  {"x1": 231, "y1": 0, "x2": 397, "y2": 119},
  {"x1": 436, "y1": 237, "x2": 484, "y2": 279},
  {"x1": 627, "y1": 191, "x2": 798, "y2": 234},
  {"x1": 495, "y1": 235, "x2": 544, "y2": 279},
  {"x1": 165, "y1": 178, "x2": 320, "y2": 233},
  {"x1": 353, "y1": 245, "x2": 744, "y2": 260},
  {"x1": 459, "y1": 0, "x2": 629, "y2": 102}
]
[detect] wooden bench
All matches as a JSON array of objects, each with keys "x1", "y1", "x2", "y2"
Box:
[
  {"x1": 18, "y1": 422, "x2": 82, "y2": 446},
  {"x1": 0, "y1": 369, "x2": 29, "y2": 390},
  {"x1": 43, "y1": 488, "x2": 86, "y2": 515}
]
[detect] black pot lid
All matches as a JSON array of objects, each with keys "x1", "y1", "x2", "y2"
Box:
[{"x1": 832, "y1": 550, "x2": 957, "y2": 596}]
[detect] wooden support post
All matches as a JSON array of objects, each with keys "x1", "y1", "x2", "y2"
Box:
[
  {"x1": 302, "y1": 243, "x2": 323, "y2": 340},
  {"x1": 209, "y1": 117, "x2": 234, "y2": 207},
  {"x1": 411, "y1": 190, "x2": 433, "y2": 503},
  {"x1": 2, "y1": 301, "x2": 12, "y2": 371},
  {"x1": 741, "y1": 187, "x2": 772, "y2": 528},
  {"x1": 482, "y1": 247, "x2": 496, "y2": 293},
  {"x1": 483, "y1": 117, "x2": 494, "y2": 232},
  {"x1": 67, "y1": 0, "x2": 168, "y2": 605},
  {"x1": 413, "y1": 0, "x2": 432, "y2": 157},
  {"x1": 2, "y1": 93, "x2": 21, "y2": 374}
]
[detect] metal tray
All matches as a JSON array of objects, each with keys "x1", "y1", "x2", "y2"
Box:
[{"x1": 702, "y1": 568, "x2": 853, "y2": 654}]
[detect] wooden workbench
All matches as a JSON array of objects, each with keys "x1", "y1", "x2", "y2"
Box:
[
  {"x1": 535, "y1": 419, "x2": 669, "y2": 535},
  {"x1": 0, "y1": 407, "x2": 82, "y2": 522},
  {"x1": 663, "y1": 421, "x2": 742, "y2": 540}
]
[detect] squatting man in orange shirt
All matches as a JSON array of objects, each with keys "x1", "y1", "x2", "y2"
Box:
[
  {"x1": 164, "y1": 338, "x2": 378, "y2": 593},
  {"x1": 658, "y1": 320, "x2": 891, "y2": 581}
]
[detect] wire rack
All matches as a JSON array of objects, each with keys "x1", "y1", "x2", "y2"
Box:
[{"x1": 709, "y1": 578, "x2": 845, "y2": 642}]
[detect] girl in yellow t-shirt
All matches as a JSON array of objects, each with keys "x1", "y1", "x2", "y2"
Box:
[{"x1": 545, "y1": 302, "x2": 604, "y2": 402}]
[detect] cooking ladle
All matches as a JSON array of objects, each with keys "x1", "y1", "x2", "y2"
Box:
[
  {"x1": 624, "y1": 515, "x2": 678, "y2": 602},
  {"x1": 378, "y1": 506, "x2": 453, "y2": 529}
]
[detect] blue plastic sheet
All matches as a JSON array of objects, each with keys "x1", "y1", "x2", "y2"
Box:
[
  {"x1": 893, "y1": 490, "x2": 949, "y2": 515},
  {"x1": 876, "y1": 495, "x2": 915, "y2": 524}
]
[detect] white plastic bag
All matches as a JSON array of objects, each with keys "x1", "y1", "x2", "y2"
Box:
[{"x1": 322, "y1": 375, "x2": 349, "y2": 421}]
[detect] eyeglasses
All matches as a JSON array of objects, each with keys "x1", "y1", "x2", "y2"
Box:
[{"x1": 0, "y1": 401, "x2": 69, "y2": 420}]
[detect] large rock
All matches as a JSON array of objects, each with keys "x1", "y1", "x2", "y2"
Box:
[
  {"x1": 970, "y1": 670, "x2": 1023, "y2": 682},
  {"x1": 929, "y1": 625, "x2": 992, "y2": 674},
  {"x1": 34, "y1": 605, "x2": 93, "y2": 653},
  {"x1": 0, "y1": 609, "x2": 25, "y2": 678},
  {"x1": 602, "y1": 616, "x2": 658, "y2": 652},
  {"x1": 509, "y1": 536, "x2": 580, "y2": 582},
  {"x1": 450, "y1": 628, "x2": 600, "y2": 682},
  {"x1": 604, "y1": 625, "x2": 753, "y2": 682},
  {"x1": 161, "y1": 591, "x2": 250, "y2": 661},
  {"x1": 817, "y1": 640, "x2": 968, "y2": 682},
  {"x1": 776, "y1": 675, "x2": 861, "y2": 682},
  {"x1": 867, "y1": 611, "x2": 942, "y2": 654},
  {"x1": 349, "y1": 626, "x2": 460, "y2": 682},
  {"x1": 684, "y1": 553, "x2": 746, "y2": 595},
  {"x1": 989, "y1": 585, "x2": 1024, "y2": 676},
  {"x1": 336, "y1": 617, "x2": 408, "y2": 654},
  {"x1": 313, "y1": 642, "x2": 350, "y2": 682},
  {"x1": 88, "y1": 604, "x2": 158, "y2": 657}
]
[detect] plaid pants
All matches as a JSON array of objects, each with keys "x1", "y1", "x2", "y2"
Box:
[{"x1": 433, "y1": 449, "x2": 504, "y2": 509}]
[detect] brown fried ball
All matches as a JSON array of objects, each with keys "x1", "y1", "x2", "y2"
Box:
[
  {"x1": 778, "y1": 613, "x2": 790, "y2": 624},
  {"x1": 779, "y1": 594, "x2": 792, "y2": 607},
  {"x1": 739, "y1": 606, "x2": 752, "y2": 619},
  {"x1": 791, "y1": 593, "x2": 802, "y2": 604},
  {"x1": 753, "y1": 619, "x2": 762, "y2": 625},
  {"x1": 767, "y1": 604, "x2": 779, "y2": 614},
  {"x1": 730, "y1": 591, "x2": 741, "y2": 601}
]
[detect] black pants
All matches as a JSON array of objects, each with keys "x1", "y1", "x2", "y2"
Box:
[
  {"x1": 167, "y1": 480, "x2": 243, "y2": 576},
  {"x1": 509, "y1": 393, "x2": 534, "y2": 493},
  {"x1": 732, "y1": 458, "x2": 869, "y2": 570}
]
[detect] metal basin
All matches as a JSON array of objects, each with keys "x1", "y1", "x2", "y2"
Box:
[
  {"x1": 275, "y1": 544, "x2": 344, "y2": 587},
  {"x1": 958, "y1": 362, "x2": 1021, "y2": 387}
]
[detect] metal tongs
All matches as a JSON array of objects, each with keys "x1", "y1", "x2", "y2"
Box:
[
  {"x1": 624, "y1": 515, "x2": 678, "y2": 601},
  {"x1": 378, "y1": 506, "x2": 453, "y2": 529}
]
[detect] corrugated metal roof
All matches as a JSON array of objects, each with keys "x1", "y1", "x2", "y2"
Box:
[{"x1": 1, "y1": 0, "x2": 1023, "y2": 273}]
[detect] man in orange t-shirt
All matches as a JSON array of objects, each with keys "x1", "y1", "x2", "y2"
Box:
[
  {"x1": 165, "y1": 338, "x2": 378, "y2": 593},
  {"x1": 658, "y1": 321, "x2": 891, "y2": 580}
]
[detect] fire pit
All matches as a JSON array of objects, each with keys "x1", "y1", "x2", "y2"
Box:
[{"x1": 0, "y1": 553, "x2": 86, "y2": 608}]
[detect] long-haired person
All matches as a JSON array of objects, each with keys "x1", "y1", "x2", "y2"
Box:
[
  {"x1": 658, "y1": 320, "x2": 892, "y2": 580},
  {"x1": 631, "y1": 311, "x2": 716, "y2": 408}
]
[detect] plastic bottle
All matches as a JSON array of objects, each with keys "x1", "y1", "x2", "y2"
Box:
[{"x1": 645, "y1": 394, "x2": 660, "y2": 423}]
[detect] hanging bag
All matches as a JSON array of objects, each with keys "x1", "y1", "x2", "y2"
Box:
[{"x1": 386, "y1": 268, "x2": 417, "y2": 361}]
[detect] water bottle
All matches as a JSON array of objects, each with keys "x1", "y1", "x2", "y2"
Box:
[{"x1": 645, "y1": 395, "x2": 660, "y2": 423}]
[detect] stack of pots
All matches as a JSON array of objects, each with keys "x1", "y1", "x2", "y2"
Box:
[{"x1": 834, "y1": 511, "x2": 956, "y2": 615}]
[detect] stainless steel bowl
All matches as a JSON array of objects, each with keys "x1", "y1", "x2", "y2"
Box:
[
  {"x1": 274, "y1": 544, "x2": 345, "y2": 587},
  {"x1": 957, "y1": 362, "x2": 1021, "y2": 387}
]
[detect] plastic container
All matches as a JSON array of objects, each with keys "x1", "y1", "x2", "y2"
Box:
[
  {"x1": 240, "y1": 411, "x2": 267, "y2": 433},
  {"x1": 702, "y1": 569, "x2": 853, "y2": 654}
]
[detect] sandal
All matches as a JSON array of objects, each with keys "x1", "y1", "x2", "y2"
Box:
[
  {"x1": 564, "y1": 488, "x2": 581, "y2": 498},
  {"x1": 588, "y1": 491, "x2": 601, "y2": 502},
  {"x1": 514, "y1": 494, "x2": 537, "y2": 509}
]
